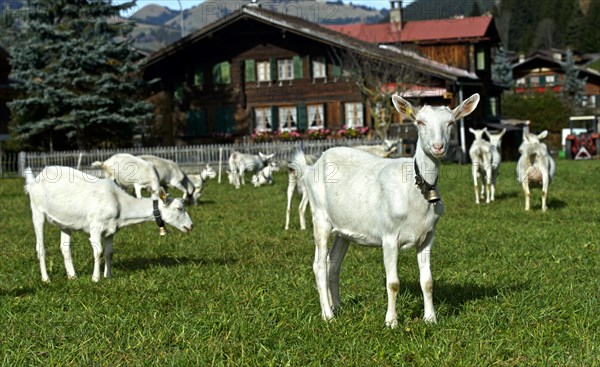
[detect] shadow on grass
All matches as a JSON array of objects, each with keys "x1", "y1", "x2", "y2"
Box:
[
  {"x1": 115, "y1": 255, "x2": 240, "y2": 272},
  {"x1": 0, "y1": 286, "x2": 37, "y2": 298},
  {"x1": 494, "y1": 191, "x2": 519, "y2": 200}
]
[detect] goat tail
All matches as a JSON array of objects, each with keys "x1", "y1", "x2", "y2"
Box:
[
  {"x1": 289, "y1": 148, "x2": 309, "y2": 179},
  {"x1": 24, "y1": 167, "x2": 35, "y2": 195}
]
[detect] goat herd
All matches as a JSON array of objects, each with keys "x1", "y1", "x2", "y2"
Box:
[{"x1": 22, "y1": 93, "x2": 557, "y2": 328}]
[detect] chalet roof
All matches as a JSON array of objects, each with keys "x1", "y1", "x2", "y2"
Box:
[
  {"x1": 325, "y1": 16, "x2": 496, "y2": 44},
  {"x1": 143, "y1": 5, "x2": 475, "y2": 82},
  {"x1": 512, "y1": 53, "x2": 600, "y2": 82}
]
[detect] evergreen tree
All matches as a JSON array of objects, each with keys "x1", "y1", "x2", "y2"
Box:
[
  {"x1": 492, "y1": 47, "x2": 513, "y2": 86},
  {"x1": 3, "y1": 0, "x2": 153, "y2": 151},
  {"x1": 562, "y1": 48, "x2": 587, "y2": 114},
  {"x1": 469, "y1": 0, "x2": 482, "y2": 16},
  {"x1": 579, "y1": 0, "x2": 600, "y2": 53}
]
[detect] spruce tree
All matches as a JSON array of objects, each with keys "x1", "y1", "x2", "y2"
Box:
[
  {"x1": 562, "y1": 48, "x2": 587, "y2": 114},
  {"x1": 492, "y1": 47, "x2": 513, "y2": 87},
  {"x1": 4, "y1": 0, "x2": 153, "y2": 151}
]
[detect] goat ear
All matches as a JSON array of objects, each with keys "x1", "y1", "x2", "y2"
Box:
[
  {"x1": 392, "y1": 94, "x2": 417, "y2": 121},
  {"x1": 452, "y1": 93, "x2": 480, "y2": 121},
  {"x1": 499, "y1": 128, "x2": 507, "y2": 138},
  {"x1": 538, "y1": 130, "x2": 548, "y2": 140},
  {"x1": 469, "y1": 128, "x2": 476, "y2": 135}
]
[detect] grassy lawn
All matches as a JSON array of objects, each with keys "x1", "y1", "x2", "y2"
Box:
[{"x1": 0, "y1": 159, "x2": 598, "y2": 366}]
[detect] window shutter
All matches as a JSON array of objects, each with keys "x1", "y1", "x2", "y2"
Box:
[
  {"x1": 297, "y1": 104, "x2": 307, "y2": 131},
  {"x1": 271, "y1": 106, "x2": 279, "y2": 132},
  {"x1": 333, "y1": 60, "x2": 341, "y2": 78},
  {"x1": 307, "y1": 55, "x2": 312, "y2": 79},
  {"x1": 293, "y1": 56, "x2": 303, "y2": 79},
  {"x1": 245, "y1": 59, "x2": 256, "y2": 82},
  {"x1": 212, "y1": 63, "x2": 222, "y2": 84},
  {"x1": 340, "y1": 103, "x2": 345, "y2": 126},
  {"x1": 221, "y1": 62, "x2": 231, "y2": 84},
  {"x1": 322, "y1": 104, "x2": 327, "y2": 128},
  {"x1": 270, "y1": 57, "x2": 277, "y2": 81}
]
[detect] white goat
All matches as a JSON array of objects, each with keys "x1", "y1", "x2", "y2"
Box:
[
  {"x1": 138, "y1": 155, "x2": 198, "y2": 204},
  {"x1": 353, "y1": 139, "x2": 398, "y2": 158},
  {"x1": 228, "y1": 151, "x2": 275, "y2": 189},
  {"x1": 292, "y1": 93, "x2": 480, "y2": 327},
  {"x1": 485, "y1": 128, "x2": 506, "y2": 201},
  {"x1": 285, "y1": 154, "x2": 318, "y2": 230},
  {"x1": 251, "y1": 162, "x2": 277, "y2": 187},
  {"x1": 188, "y1": 164, "x2": 217, "y2": 202},
  {"x1": 468, "y1": 128, "x2": 492, "y2": 204},
  {"x1": 517, "y1": 131, "x2": 556, "y2": 211},
  {"x1": 92, "y1": 153, "x2": 161, "y2": 200},
  {"x1": 24, "y1": 166, "x2": 193, "y2": 283}
]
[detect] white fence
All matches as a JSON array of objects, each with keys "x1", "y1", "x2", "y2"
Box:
[{"x1": 16, "y1": 138, "x2": 403, "y2": 178}]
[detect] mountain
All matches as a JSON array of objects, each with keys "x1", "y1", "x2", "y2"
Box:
[{"x1": 128, "y1": 0, "x2": 387, "y2": 53}]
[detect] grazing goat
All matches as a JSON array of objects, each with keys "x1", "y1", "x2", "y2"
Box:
[
  {"x1": 292, "y1": 93, "x2": 480, "y2": 327},
  {"x1": 485, "y1": 129, "x2": 506, "y2": 201},
  {"x1": 353, "y1": 139, "x2": 398, "y2": 158},
  {"x1": 285, "y1": 154, "x2": 318, "y2": 230},
  {"x1": 228, "y1": 151, "x2": 275, "y2": 189},
  {"x1": 138, "y1": 155, "x2": 198, "y2": 204},
  {"x1": 517, "y1": 131, "x2": 556, "y2": 211},
  {"x1": 92, "y1": 153, "x2": 161, "y2": 200},
  {"x1": 25, "y1": 166, "x2": 193, "y2": 283},
  {"x1": 188, "y1": 164, "x2": 217, "y2": 202},
  {"x1": 468, "y1": 128, "x2": 492, "y2": 204}
]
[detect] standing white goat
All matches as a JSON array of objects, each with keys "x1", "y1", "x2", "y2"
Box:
[
  {"x1": 469, "y1": 128, "x2": 492, "y2": 204},
  {"x1": 138, "y1": 155, "x2": 198, "y2": 204},
  {"x1": 292, "y1": 93, "x2": 480, "y2": 327},
  {"x1": 485, "y1": 128, "x2": 506, "y2": 201},
  {"x1": 285, "y1": 154, "x2": 317, "y2": 230},
  {"x1": 353, "y1": 139, "x2": 398, "y2": 158},
  {"x1": 25, "y1": 166, "x2": 193, "y2": 283},
  {"x1": 517, "y1": 130, "x2": 556, "y2": 211},
  {"x1": 92, "y1": 153, "x2": 161, "y2": 200},
  {"x1": 228, "y1": 151, "x2": 275, "y2": 189},
  {"x1": 188, "y1": 164, "x2": 217, "y2": 203}
]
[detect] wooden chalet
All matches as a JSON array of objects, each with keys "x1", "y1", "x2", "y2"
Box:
[
  {"x1": 512, "y1": 50, "x2": 600, "y2": 114},
  {"x1": 141, "y1": 4, "x2": 484, "y2": 159},
  {"x1": 326, "y1": 0, "x2": 504, "y2": 126}
]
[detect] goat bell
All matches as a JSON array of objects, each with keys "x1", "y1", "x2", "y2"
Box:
[
  {"x1": 426, "y1": 189, "x2": 441, "y2": 203},
  {"x1": 159, "y1": 226, "x2": 168, "y2": 236}
]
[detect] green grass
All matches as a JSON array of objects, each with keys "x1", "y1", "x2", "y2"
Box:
[{"x1": 1, "y1": 159, "x2": 599, "y2": 366}]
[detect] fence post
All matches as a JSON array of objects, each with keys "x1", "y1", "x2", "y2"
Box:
[
  {"x1": 218, "y1": 147, "x2": 223, "y2": 184},
  {"x1": 18, "y1": 151, "x2": 26, "y2": 177}
]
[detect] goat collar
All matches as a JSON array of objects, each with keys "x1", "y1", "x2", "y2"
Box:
[
  {"x1": 152, "y1": 200, "x2": 166, "y2": 231},
  {"x1": 414, "y1": 159, "x2": 441, "y2": 203}
]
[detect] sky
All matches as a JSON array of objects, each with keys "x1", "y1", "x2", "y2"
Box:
[{"x1": 129, "y1": 0, "x2": 401, "y2": 12}]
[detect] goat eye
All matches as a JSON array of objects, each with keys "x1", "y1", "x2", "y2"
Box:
[{"x1": 416, "y1": 120, "x2": 425, "y2": 126}]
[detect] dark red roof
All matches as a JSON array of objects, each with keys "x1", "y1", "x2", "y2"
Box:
[{"x1": 326, "y1": 16, "x2": 494, "y2": 44}]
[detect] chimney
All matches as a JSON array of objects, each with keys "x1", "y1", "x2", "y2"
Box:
[{"x1": 390, "y1": 0, "x2": 403, "y2": 31}]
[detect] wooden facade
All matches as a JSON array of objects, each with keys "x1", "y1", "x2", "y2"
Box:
[{"x1": 142, "y1": 6, "x2": 479, "y2": 146}]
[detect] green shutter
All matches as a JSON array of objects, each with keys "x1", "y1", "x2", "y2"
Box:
[
  {"x1": 539, "y1": 75, "x2": 546, "y2": 87},
  {"x1": 270, "y1": 57, "x2": 277, "y2": 81},
  {"x1": 271, "y1": 106, "x2": 279, "y2": 132},
  {"x1": 212, "y1": 63, "x2": 222, "y2": 84},
  {"x1": 306, "y1": 55, "x2": 312, "y2": 79},
  {"x1": 333, "y1": 60, "x2": 341, "y2": 78},
  {"x1": 322, "y1": 104, "x2": 327, "y2": 128},
  {"x1": 245, "y1": 59, "x2": 256, "y2": 82},
  {"x1": 186, "y1": 109, "x2": 206, "y2": 136},
  {"x1": 297, "y1": 104, "x2": 307, "y2": 131},
  {"x1": 293, "y1": 56, "x2": 303, "y2": 79},
  {"x1": 340, "y1": 103, "x2": 345, "y2": 126},
  {"x1": 221, "y1": 62, "x2": 231, "y2": 84},
  {"x1": 216, "y1": 107, "x2": 235, "y2": 133}
]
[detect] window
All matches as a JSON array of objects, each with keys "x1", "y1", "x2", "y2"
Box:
[
  {"x1": 516, "y1": 78, "x2": 526, "y2": 87},
  {"x1": 307, "y1": 104, "x2": 325, "y2": 130},
  {"x1": 212, "y1": 61, "x2": 231, "y2": 85},
  {"x1": 193, "y1": 66, "x2": 204, "y2": 87},
  {"x1": 529, "y1": 76, "x2": 539, "y2": 87},
  {"x1": 255, "y1": 107, "x2": 272, "y2": 132},
  {"x1": 257, "y1": 61, "x2": 271, "y2": 82},
  {"x1": 476, "y1": 50, "x2": 485, "y2": 71},
  {"x1": 312, "y1": 57, "x2": 326, "y2": 79},
  {"x1": 546, "y1": 75, "x2": 555, "y2": 86},
  {"x1": 245, "y1": 59, "x2": 256, "y2": 82},
  {"x1": 345, "y1": 103, "x2": 364, "y2": 128},
  {"x1": 279, "y1": 106, "x2": 297, "y2": 131},
  {"x1": 278, "y1": 59, "x2": 294, "y2": 80},
  {"x1": 489, "y1": 97, "x2": 498, "y2": 117}
]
